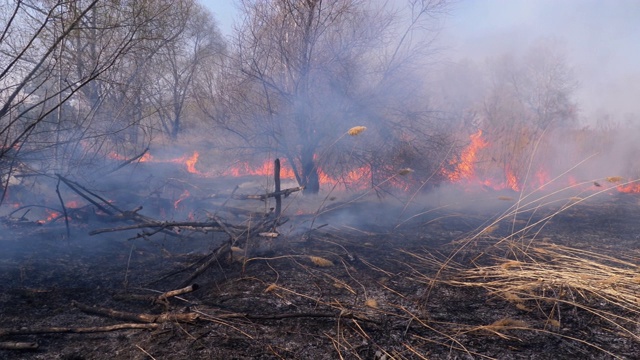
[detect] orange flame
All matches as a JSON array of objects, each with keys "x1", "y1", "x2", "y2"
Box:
[
  {"x1": 444, "y1": 130, "x2": 488, "y2": 182},
  {"x1": 174, "y1": 190, "x2": 190, "y2": 209},
  {"x1": 617, "y1": 183, "x2": 640, "y2": 193},
  {"x1": 505, "y1": 167, "x2": 520, "y2": 192},
  {"x1": 184, "y1": 151, "x2": 200, "y2": 174}
]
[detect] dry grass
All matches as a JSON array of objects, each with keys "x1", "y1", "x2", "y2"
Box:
[
  {"x1": 309, "y1": 255, "x2": 334, "y2": 267},
  {"x1": 347, "y1": 126, "x2": 367, "y2": 136},
  {"x1": 444, "y1": 241, "x2": 640, "y2": 341}
]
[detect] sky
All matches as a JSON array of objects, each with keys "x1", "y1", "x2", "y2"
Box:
[{"x1": 200, "y1": 0, "x2": 640, "y2": 124}]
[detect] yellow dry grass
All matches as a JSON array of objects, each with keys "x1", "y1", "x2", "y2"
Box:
[
  {"x1": 365, "y1": 298, "x2": 378, "y2": 308},
  {"x1": 445, "y1": 241, "x2": 640, "y2": 341},
  {"x1": 605, "y1": 176, "x2": 624, "y2": 183},
  {"x1": 347, "y1": 126, "x2": 367, "y2": 136},
  {"x1": 309, "y1": 256, "x2": 334, "y2": 267}
]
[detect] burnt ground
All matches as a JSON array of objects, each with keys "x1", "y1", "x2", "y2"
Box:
[{"x1": 1, "y1": 190, "x2": 639, "y2": 360}]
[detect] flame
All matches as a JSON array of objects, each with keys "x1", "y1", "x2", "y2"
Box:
[
  {"x1": 108, "y1": 151, "x2": 153, "y2": 162},
  {"x1": 505, "y1": 167, "x2": 520, "y2": 192},
  {"x1": 66, "y1": 200, "x2": 81, "y2": 208},
  {"x1": 184, "y1": 151, "x2": 200, "y2": 174},
  {"x1": 174, "y1": 190, "x2": 190, "y2": 209},
  {"x1": 224, "y1": 159, "x2": 296, "y2": 179},
  {"x1": 139, "y1": 153, "x2": 153, "y2": 162},
  {"x1": 444, "y1": 130, "x2": 488, "y2": 182},
  {"x1": 617, "y1": 183, "x2": 640, "y2": 193}
]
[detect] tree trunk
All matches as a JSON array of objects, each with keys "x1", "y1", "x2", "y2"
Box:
[{"x1": 301, "y1": 148, "x2": 320, "y2": 194}]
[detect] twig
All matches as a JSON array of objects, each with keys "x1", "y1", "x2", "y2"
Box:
[
  {"x1": 55, "y1": 177, "x2": 70, "y2": 238},
  {"x1": 108, "y1": 147, "x2": 150, "y2": 174},
  {"x1": 179, "y1": 242, "x2": 231, "y2": 287},
  {"x1": 0, "y1": 323, "x2": 160, "y2": 337},
  {"x1": 233, "y1": 186, "x2": 304, "y2": 201},
  {"x1": 0, "y1": 342, "x2": 38, "y2": 350},
  {"x1": 89, "y1": 220, "x2": 240, "y2": 235}
]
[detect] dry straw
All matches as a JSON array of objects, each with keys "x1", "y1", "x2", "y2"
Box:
[
  {"x1": 309, "y1": 256, "x2": 334, "y2": 267},
  {"x1": 347, "y1": 126, "x2": 367, "y2": 136},
  {"x1": 446, "y1": 241, "x2": 640, "y2": 341}
]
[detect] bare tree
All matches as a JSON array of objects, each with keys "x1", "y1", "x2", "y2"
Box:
[
  {"x1": 0, "y1": 0, "x2": 222, "y2": 203},
  {"x1": 144, "y1": 1, "x2": 225, "y2": 141},
  {"x1": 477, "y1": 39, "x2": 578, "y2": 188},
  {"x1": 211, "y1": 0, "x2": 449, "y2": 193}
]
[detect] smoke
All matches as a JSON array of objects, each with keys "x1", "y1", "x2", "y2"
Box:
[{"x1": 440, "y1": 0, "x2": 640, "y2": 124}]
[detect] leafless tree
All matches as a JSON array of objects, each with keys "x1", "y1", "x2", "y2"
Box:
[
  {"x1": 477, "y1": 39, "x2": 578, "y2": 187},
  {"x1": 209, "y1": 0, "x2": 450, "y2": 193},
  {"x1": 144, "y1": 1, "x2": 225, "y2": 141},
  {"x1": 0, "y1": 0, "x2": 223, "y2": 203}
]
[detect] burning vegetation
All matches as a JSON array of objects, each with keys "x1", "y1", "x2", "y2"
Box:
[{"x1": 1, "y1": 0, "x2": 640, "y2": 359}]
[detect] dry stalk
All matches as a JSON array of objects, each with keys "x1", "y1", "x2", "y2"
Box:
[{"x1": 445, "y1": 241, "x2": 640, "y2": 342}]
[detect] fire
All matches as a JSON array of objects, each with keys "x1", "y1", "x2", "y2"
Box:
[
  {"x1": 184, "y1": 151, "x2": 200, "y2": 174},
  {"x1": 139, "y1": 153, "x2": 153, "y2": 162},
  {"x1": 617, "y1": 183, "x2": 640, "y2": 193},
  {"x1": 224, "y1": 160, "x2": 296, "y2": 179},
  {"x1": 505, "y1": 167, "x2": 520, "y2": 192},
  {"x1": 66, "y1": 200, "x2": 81, "y2": 208},
  {"x1": 224, "y1": 158, "x2": 371, "y2": 190},
  {"x1": 174, "y1": 190, "x2": 190, "y2": 209},
  {"x1": 444, "y1": 130, "x2": 488, "y2": 182}
]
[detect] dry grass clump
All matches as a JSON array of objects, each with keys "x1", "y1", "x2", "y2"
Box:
[
  {"x1": 446, "y1": 241, "x2": 640, "y2": 341},
  {"x1": 347, "y1": 126, "x2": 367, "y2": 136},
  {"x1": 309, "y1": 255, "x2": 334, "y2": 267}
]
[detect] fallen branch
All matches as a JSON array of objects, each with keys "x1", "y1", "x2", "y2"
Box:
[
  {"x1": 202, "y1": 310, "x2": 381, "y2": 325},
  {"x1": 233, "y1": 186, "x2": 304, "y2": 201},
  {"x1": 89, "y1": 220, "x2": 243, "y2": 235},
  {"x1": 72, "y1": 301, "x2": 198, "y2": 323},
  {"x1": 113, "y1": 284, "x2": 200, "y2": 307},
  {"x1": 0, "y1": 341, "x2": 38, "y2": 350},
  {"x1": 0, "y1": 323, "x2": 159, "y2": 337},
  {"x1": 179, "y1": 241, "x2": 232, "y2": 288}
]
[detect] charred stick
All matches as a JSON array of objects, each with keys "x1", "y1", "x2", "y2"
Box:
[
  {"x1": 108, "y1": 147, "x2": 150, "y2": 174},
  {"x1": 0, "y1": 342, "x2": 39, "y2": 350},
  {"x1": 207, "y1": 311, "x2": 381, "y2": 325},
  {"x1": 274, "y1": 158, "x2": 282, "y2": 218},
  {"x1": 0, "y1": 323, "x2": 159, "y2": 337},
  {"x1": 157, "y1": 283, "x2": 200, "y2": 302},
  {"x1": 179, "y1": 242, "x2": 231, "y2": 288},
  {"x1": 89, "y1": 220, "x2": 240, "y2": 235},
  {"x1": 72, "y1": 301, "x2": 198, "y2": 323},
  {"x1": 56, "y1": 175, "x2": 114, "y2": 215},
  {"x1": 209, "y1": 213, "x2": 238, "y2": 243},
  {"x1": 55, "y1": 177, "x2": 70, "y2": 238},
  {"x1": 233, "y1": 186, "x2": 304, "y2": 201}
]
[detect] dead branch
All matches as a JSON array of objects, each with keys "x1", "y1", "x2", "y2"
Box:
[
  {"x1": 157, "y1": 283, "x2": 200, "y2": 302},
  {"x1": 0, "y1": 341, "x2": 38, "y2": 350},
  {"x1": 233, "y1": 186, "x2": 304, "y2": 200},
  {"x1": 210, "y1": 311, "x2": 381, "y2": 325},
  {"x1": 179, "y1": 241, "x2": 231, "y2": 288},
  {"x1": 107, "y1": 147, "x2": 150, "y2": 174},
  {"x1": 0, "y1": 323, "x2": 160, "y2": 337},
  {"x1": 112, "y1": 284, "x2": 200, "y2": 307},
  {"x1": 88, "y1": 220, "x2": 242, "y2": 235},
  {"x1": 72, "y1": 301, "x2": 198, "y2": 323}
]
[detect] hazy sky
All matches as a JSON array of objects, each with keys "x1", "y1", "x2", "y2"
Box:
[{"x1": 200, "y1": 0, "x2": 640, "y2": 123}]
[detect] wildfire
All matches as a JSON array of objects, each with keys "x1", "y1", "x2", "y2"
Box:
[
  {"x1": 444, "y1": 130, "x2": 488, "y2": 182},
  {"x1": 505, "y1": 167, "x2": 520, "y2": 192},
  {"x1": 616, "y1": 183, "x2": 640, "y2": 193},
  {"x1": 174, "y1": 190, "x2": 190, "y2": 209},
  {"x1": 184, "y1": 151, "x2": 200, "y2": 174},
  {"x1": 224, "y1": 160, "x2": 296, "y2": 179}
]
